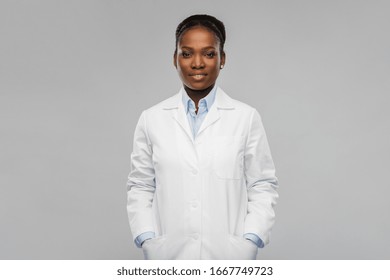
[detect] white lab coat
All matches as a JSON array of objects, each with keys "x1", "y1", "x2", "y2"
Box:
[{"x1": 127, "y1": 87, "x2": 278, "y2": 260}]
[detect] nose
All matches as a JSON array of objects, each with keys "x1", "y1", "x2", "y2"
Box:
[{"x1": 191, "y1": 53, "x2": 205, "y2": 69}]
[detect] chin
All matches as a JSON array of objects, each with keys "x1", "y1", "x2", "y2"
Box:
[
  {"x1": 187, "y1": 83, "x2": 212, "y2": 91},
  {"x1": 190, "y1": 86, "x2": 206, "y2": 91}
]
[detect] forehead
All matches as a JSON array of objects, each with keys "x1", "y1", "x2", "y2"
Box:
[{"x1": 178, "y1": 26, "x2": 219, "y2": 48}]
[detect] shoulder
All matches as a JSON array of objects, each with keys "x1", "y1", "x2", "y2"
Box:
[
  {"x1": 216, "y1": 87, "x2": 257, "y2": 115},
  {"x1": 143, "y1": 92, "x2": 181, "y2": 115}
]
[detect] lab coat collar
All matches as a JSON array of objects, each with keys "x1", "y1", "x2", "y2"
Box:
[
  {"x1": 163, "y1": 86, "x2": 235, "y2": 142},
  {"x1": 162, "y1": 86, "x2": 235, "y2": 110}
]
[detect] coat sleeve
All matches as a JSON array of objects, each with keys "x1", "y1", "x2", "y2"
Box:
[
  {"x1": 126, "y1": 110, "x2": 156, "y2": 240},
  {"x1": 244, "y1": 109, "x2": 279, "y2": 246}
]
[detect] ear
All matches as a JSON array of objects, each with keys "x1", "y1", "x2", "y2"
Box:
[
  {"x1": 173, "y1": 52, "x2": 177, "y2": 69},
  {"x1": 220, "y1": 51, "x2": 226, "y2": 67}
]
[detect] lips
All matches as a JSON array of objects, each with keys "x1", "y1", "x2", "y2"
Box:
[{"x1": 189, "y1": 73, "x2": 207, "y2": 80}]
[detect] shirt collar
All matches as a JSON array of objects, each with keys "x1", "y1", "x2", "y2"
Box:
[{"x1": 181, "y1": 84, "x2": 218, "y2": 113}]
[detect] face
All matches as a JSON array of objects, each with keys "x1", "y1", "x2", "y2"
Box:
[{"x1": 174, "y1": 26, "x2": 225, "y2": 91}]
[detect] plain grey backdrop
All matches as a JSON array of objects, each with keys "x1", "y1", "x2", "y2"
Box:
[{"x1": 1, "y1": 0, "x2": 389, "y2": 259}]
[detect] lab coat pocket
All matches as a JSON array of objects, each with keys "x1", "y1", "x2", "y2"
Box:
[
  {"x1": 228, "y1": 235, "x2": 258, "y2": 260},
  {"x1": 142, "y1": 235, "x2": 193, "y2": 260},
  {"x1": 142, "y1": 236, "x2": 166, "y2": 260},
  {"x1": 213, "y1": 136, "x2": 245, "y2": 180}
]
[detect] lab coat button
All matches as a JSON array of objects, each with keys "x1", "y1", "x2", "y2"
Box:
[
  {"x1": 192, "y1": 202, "x2": 198, "y2": 208},
  {"x1": 192, "y1": 169, "x2": 198, "y2": 175},
  {"x1": 193, "y1": 233, "x2": 199, "y2": 240}
]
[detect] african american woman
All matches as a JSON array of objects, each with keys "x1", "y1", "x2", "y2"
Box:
[{"x1": 126, "y1": 14, "x2": 279, "y2": 260}]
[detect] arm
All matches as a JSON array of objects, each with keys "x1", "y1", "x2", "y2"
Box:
[
  {"x1": 126, "y1": 111, "x2": 156, "y2": 245},
  {"x1": 244, "y1": 109, "x2": 279, "y2": 247}
]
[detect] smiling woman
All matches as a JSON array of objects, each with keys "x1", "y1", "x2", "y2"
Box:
[
  {"x1": 126, "y1": 14, "x2": 279, "y2": 260},
  {"x1": 173, "y1": 15, "x2": 226, "y2": 110},
  {"x1": 174, "y1": 26, "x2": 225, "y2": 93}
]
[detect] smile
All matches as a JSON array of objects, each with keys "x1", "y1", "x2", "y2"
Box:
[{"x1": 190, "y1": 74, "x2": 207, "y2": 80}]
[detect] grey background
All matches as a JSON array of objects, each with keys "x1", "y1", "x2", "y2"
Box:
[{"x1": 1, "y1": 0, "x2": 389, "y2": 259}]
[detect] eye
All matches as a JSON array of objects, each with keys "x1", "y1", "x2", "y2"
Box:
[
  {"x1": 181, "y1": 51, "x2": 191, "y2": 58},
  {"x1": 205, "y1": 51, "x2": 216, "y2": 58}
]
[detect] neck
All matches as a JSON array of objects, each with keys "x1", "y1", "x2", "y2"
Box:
[{"x1": 184, "y1": 83, "x2": 215, "y2": 105}]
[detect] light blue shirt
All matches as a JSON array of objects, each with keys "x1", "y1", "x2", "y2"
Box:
[
  {"x1": 182, "y1": 85, "x2": 217, "y2": 139},
  {"x1": 134, "y1": 85, "x2": 264, "y2": 249}
]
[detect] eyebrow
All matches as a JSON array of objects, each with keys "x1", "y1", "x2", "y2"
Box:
[{"x1": 180, "y1": 46, "x2": 217, "y2": 50}]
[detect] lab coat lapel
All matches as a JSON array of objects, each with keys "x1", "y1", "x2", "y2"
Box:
[
  {"x1": 162, "y1": 90, "x2": 193, "y2": 143},
  {"x1": 197, "y1": 87, "x2": 234, "y2": 137},
  {"x1": 175, "y1": 101, "x2": 193, "y2": 142},
  {"x1": 197, "y1": 102, "x2": 220, "y2": 136}
]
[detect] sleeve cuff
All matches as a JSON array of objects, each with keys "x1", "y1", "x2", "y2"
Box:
[
  {"x1": 134, "y1": 231, "x2": 155, "y2": 248},
  {"x1": 244, "y1": 233, "x2": 264, "y2": 248}
]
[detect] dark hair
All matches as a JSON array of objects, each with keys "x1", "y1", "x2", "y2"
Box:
[{"x1": 175, "y1": 14, "x2": 226, "y2": 54}]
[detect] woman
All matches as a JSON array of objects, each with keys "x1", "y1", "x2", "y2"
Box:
[{"x1": 127, "y1": 14, "x2": 278, "y2": 260}]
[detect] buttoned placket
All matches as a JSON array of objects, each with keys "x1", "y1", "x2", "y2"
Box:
[{"x1": 187, "y1": 99, "x2": 208, "y2": 247}]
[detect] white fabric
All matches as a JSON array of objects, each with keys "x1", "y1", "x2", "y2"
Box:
[{"x1": 127, "y1": 87, "x2": 279, "y2": 259}]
